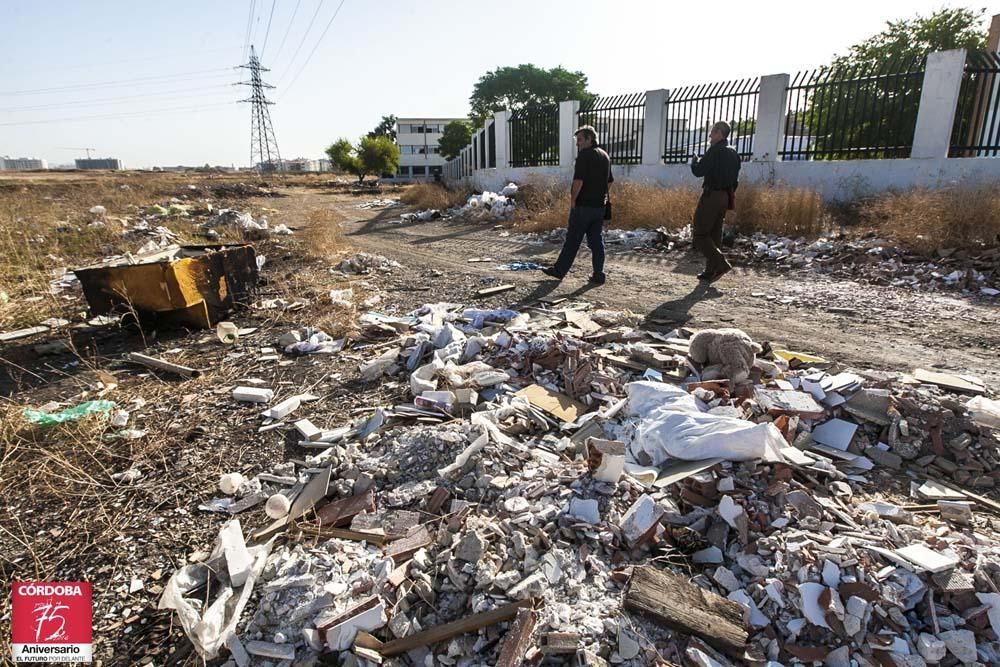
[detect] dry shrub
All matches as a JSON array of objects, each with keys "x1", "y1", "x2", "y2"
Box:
[
  {"x1": 730, "y1": 184, "x2": 825, "y2": 237},
  {"x1": 301, "y1": 207, "x2": 345, "y2": 258},
  {"x1": 861, "y1": 185, "x2": 1000, "y2": 252},
  {"x1": 400, "y1": 182, "x2": 469, "y2": 210}
]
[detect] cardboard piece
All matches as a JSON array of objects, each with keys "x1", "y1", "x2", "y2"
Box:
[{"x1": 514, "y1": 384, "x2": 587, "y2": 423}]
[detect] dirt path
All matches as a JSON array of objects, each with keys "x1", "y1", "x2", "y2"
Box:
[{"x1": 319, "y1": 189, "x2": 1000, "y2": 386}]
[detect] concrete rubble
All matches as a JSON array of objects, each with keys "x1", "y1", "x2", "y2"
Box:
[{"x1": 158, "y1": 293, "x2": 1000, "y2": 666}]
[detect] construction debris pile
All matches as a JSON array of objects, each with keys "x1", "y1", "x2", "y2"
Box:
[
  {"x1": 400, "y1": 185, "x2": 520, "y2": 226},
  {"x1": 156, "y1": 292, "x2": 1000, "y2": 666},
  {"x1": 517, "y1": 225, "x2": 999, "y2": 296}
]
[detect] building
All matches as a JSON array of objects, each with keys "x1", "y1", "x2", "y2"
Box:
[
  {"x1": 76, "y1": 158, "x2": 124, "y2": 170},
  {"x1": 394, "y1": 118, "x2": 466, "y2": 181},
  {"x1": 0, "y1": 156, "x2": 48, "y2": 171}
]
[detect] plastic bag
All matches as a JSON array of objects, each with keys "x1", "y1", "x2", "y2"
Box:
[
  {"x1": 625, "y1": 382, "x2": 778, "y2": 463},
  {"x1": 968, "y1": 396, "x2": 1000, "y2": 429},
  {"x1": 23, "y1": 400, "x2": 116, "y2": 426}
]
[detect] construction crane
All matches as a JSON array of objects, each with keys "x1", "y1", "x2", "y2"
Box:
[{"x1": 58, "y1": 147, "x2": 97, "y2": 159}]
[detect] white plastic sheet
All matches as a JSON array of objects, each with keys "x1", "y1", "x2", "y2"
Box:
[{"x1": 625, "y1": 381, "x2": 783, "y2": 463}]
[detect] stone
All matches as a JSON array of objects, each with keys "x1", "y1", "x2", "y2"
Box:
[
  {"x1": 713, "y1": 567, "x2": 742, "y2": 594},
  {"x1": 245, "y1": 640, "x2": 295, "y2": 660},
  {"x1": 219, "y1": 520, "x2": 252, "y2": 588},
  {"x1": 566, "y1": 498, "x2": 601, "y2": 525},
  {"x1": 507, "y1": 572, "x2": 547, "y2": 600},
  {"x1": 939, "y1": 630, "x2": 977, "y2": 663},
  {"x1": 619, "y1": 494, "x2": 663, "y2": 545},
  {"x1": 493, "y1": 570, "x2": 521, "y2": 591},
  {"x1": 454, "y1": 531, "x2": 485, "y2": 563},
  {"x1": 718, "y1": 495, "x2": 745, "y2": 529},
  {"x1": 219, "y1": 472, "x2": 246, "y2": 496},
  {"x1": 916, "y1": 633, "x2": 946, "y2": 662},
  {"x1": 503, "y1": 497, "x2": 530, "y2": 513},
  {"x1": 692, "y1": 547, "x2": 724, "y2": 564},
  {"x1": 824, "y1": 645, "x2": 850, "y2": 667},
  {"x1": 618, "y1": 630, "x2": 641, "y2": 660}
]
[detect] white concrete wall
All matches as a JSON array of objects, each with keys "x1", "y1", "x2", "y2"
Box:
[{"x1": 469, "y1": 157, "x2": 1000, "y2": 201}]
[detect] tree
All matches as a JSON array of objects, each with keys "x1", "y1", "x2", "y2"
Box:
[
  {"x1": 438, "y1": 120, "x2": 472, "y2": 160},
  {"x1": 367, "y1": 115, "x2": 398, "y2": 141},
  {"x1": 326, "y1": 136, "x2": 400, "y2": 182},
  {"x1": 468, "y1": 64, "x2": 594, "y2": 124},
  {"x1": 804, "y1": 8, "x2": 987, "y2": 158}
]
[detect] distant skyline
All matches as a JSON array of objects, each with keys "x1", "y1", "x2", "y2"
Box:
[{"x1": 1, "y1": 0, "x2": 992, "y2": 168}]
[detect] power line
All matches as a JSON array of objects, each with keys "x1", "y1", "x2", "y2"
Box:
[
  {"x1": 14, "y1": 45, "x2": 243, "y2": 76},
  {"x1": 0, "y1": 84, "x2": 235, "y2": 113},
  {"x1": 275, "y1": 0, "x2": 325, "y2": 86},
  {"x1": 0, "y1": 101, "x2": 236, "y2": 127},
  {"x1": 280, "y1": 0, "x2": 347, "y2": 98},
  {"x1": 0, "y1": 69, "x2": 234, "y2": 96},
  {"x1": 270, "y1": 0, "x2": 303, "y2": 64},
  {"x1": 242, "y1": 0, "x2": 257, "y2": 62},
  {"x1": 260, "y1": 0, "x2": 278, "y2": 57}
]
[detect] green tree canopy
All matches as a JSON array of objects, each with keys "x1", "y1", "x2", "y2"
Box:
[
  {"x1": 438, "y1": 120, "x2": 472, "y2": 160},
  {"x1": 804, "y1": 7, "x2": 987, "y2": 158},
  {"x1": 367, "y1": 115, "x2": 398, "y2": 141},
  {"x1": 326, "y1": 135, "x2": 400, "y2": 182},
  {"x1": 469, "y1": 64, "x2": 594, "y2": 124}
]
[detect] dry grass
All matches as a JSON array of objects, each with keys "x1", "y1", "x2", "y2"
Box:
[
  {"x1": 512, "y1": 176, "x2": 828, "y2": 239},
  {"x1": 399, "y1": 182, "x2": 470, "y2": 210},
  {"x1": 729, "y1": 184, "x2": 826, "y2": 237},
  {"x1": 0, "y1": 173, "x2": 252, "y2": 330},
  {"x1": 860, "y1": 185, "x2": 1000, "y2": 252}
]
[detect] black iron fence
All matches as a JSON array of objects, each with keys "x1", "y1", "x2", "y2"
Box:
[
  {"x1": 578, "y1": 93, "x2": 645, "y2": 164},
  {"x1": 479, "y1": 129, "x2": 487, "y2": 169},
  {"x1": 488, "y1": 121, "x2": 496, "y2": 168},
  {"x1": 662, "y1": 78, "x2": 758, "y2": 163},
  {"x1": 950, "y1": 51, "x2": 1000, "y2": 157},
  {"x1": 782, "y1": 57, "x2": 926, "y2": 160},
  {"x1": 508, "y1": 104, "x2": 560, "y2": 167}
]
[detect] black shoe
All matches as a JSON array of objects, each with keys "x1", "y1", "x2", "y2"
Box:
[
  {"x1": 589, "y1": 274, "x2": 606, "y2": 285},
  {"x1": 708, "y1": 265, "x2": 732, "y2": 283},
  {"x1": 697, "y1": 271, "x2": 712, "y2": 281},
  {"x1": 541, "y1": 267, "x2": 564, "y2": 280}
]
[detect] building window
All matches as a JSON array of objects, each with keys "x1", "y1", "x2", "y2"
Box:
[
  {"x1": 412, "y1": 166, "x2": 426, "y2": 175},
  {"x1": 398, "y1": 166, "x2": 410, "y2": 176}
]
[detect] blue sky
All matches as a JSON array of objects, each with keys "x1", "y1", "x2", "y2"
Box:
[{"x1": 1, "y1": 0, "x2": 990, "y2": 168}]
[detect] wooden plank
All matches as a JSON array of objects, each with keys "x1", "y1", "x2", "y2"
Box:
[
  {"x1": 296, "y1": 525, "x2": 388, "y2": 545},
  {"x1": 495, "y1": 608, "x2": 537, "y2": 667},
  {"x1": 315, "y1": 488, "x2": 375, "y2": 527},
  {"x1": 378, "y1": 599, "x2": 535, "y2": 657},
  {"x1": 623, "y1": 566, "x2": 748, "y2": 655},
  {"x1": 0, "y1": 325, "x2": 48, "y2": 342},
  {"x1": 476, "y1": 284, "x2": 516, "y2": 297},
  {"x1": 384, "y1": 524, "x2": 432, "y2": 562},
  {"x1": 916, "y1": 473, "x2": 1000, "y2": 515},
  {"x1": 514, "y1": 384, "x2": 587, "y2": 422}
]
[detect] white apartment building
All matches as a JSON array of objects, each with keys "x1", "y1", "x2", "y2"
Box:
[
  {"x1": 0, "y1": 156, "x2": 48, "y2": 171},
  {"x1": 394, "y1": 118, "x2": 466, "y2": 181}
]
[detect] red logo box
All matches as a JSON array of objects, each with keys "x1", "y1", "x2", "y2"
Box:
[{"x1": 11, "y1": 581, "x2": 92, "y2": 663}]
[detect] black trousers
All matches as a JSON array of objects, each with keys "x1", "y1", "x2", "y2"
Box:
[
  {"x1": 553, "y1": 205, "x2": 605, "y2": 277},
  {"x1": 692, "y1": 190, "x2": 731, "y2": 275}
]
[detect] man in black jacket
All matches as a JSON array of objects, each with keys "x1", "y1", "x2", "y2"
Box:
[
  {"x1": 541, "y1": 125, "x2": 613, "y2": 284},
  {"x1": 690, "y1": 121, "x2": 740, "y2": 283}
]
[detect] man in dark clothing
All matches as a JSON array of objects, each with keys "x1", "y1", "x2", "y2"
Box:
[
  {"x1": 541, "y1": 125, "x2": 613, "y2": 284},
  {"x1": 690, "y1": 121, "x2": 741, "y2": 283}
]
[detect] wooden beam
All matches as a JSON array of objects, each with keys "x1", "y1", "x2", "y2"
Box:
[
  {"x1": 315, "y1": 488, "x2": 375, "y2": 527},
  {"x1": 384, "y1": 524, "x2": 432, "y2": 562},
  {"x1": 624, "y1": 566, "x2": 748, "y2": 655},
  {"x1": 378, "y1": 599, "x2": 535, "y2": 657},
  {"x1": 476, "y1": 284, "x2": 515, "y2": 297},
  {"x1": 495, "y1": 608, "x2": 537, "y2": 667}
]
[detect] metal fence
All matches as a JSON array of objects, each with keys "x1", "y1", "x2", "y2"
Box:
[
  {"x1": 662, "y1": 78, "x2": 758, "y2": 163},
  {"x1": 508, "y1": 104, "x2": 560, "y2": 167},
  {"x1": 950, "y1": 51, "x2": 1000, "y2": 157},
  {"x1": 782, "y1": 57, "x2": 926, "y2": 160},
  {"x1": 578, "y1": 93, "x2": 645, "y2": 164},
  {"x1": 488, "y1": 121, "x2": 496, "y2": 168}
]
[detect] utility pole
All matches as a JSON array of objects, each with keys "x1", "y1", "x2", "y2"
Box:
[{"x1": 237, "y1": 46, "x2": 283, "y2": 175}]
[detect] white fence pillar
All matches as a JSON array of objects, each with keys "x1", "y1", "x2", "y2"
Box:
[
  {"x1": 912, "y1": 49, "x2": 967, "y2": 159},
  {"x1": 753, "y1": 73, "x2": 789, "y2": 161},
  {"x1": 493, "y1": 111, "x2": 509, "y2": 169},
  {"x1": 642, "y1": 89, "x2": 669, "y2": 165},
  {"x1": 559, "y1": 100, "x2": 580, "y2": 168}
]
